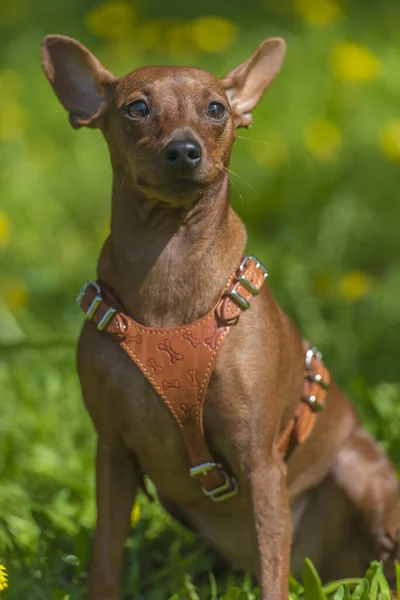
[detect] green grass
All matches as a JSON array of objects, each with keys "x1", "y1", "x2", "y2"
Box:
[{"x1": 1, "y1": 346, "x2": 400, "y2": 598}]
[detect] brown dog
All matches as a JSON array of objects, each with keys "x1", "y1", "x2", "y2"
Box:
[{"x1": 41, "y1": 34, "x2": 400, "y2": 599}]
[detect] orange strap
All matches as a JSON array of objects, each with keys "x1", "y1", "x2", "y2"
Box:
[{"x1": 78, "y1": 256, "x2": 329, "y2": 502}]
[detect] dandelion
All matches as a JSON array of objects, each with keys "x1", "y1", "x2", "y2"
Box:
[
  {"x1": 295, "y1": 0, "x2": 341, "y2": 26},
  {"x1": 85, "y1": 1, "x2": 135, "y2": 40},
  {"x1": 339, "y1": 271, "x2": 373, "y2": 301},
  {"x1": 0, "y1": 99, "x2": 27, "y2": 141},
  {"x1": 380, "y1": 121, "x2": 400, "y2": 162},
  {"x1": 304, "y1": 118, "x2": 342, "y2": 160},
  {"x1": 330, "y1": 42, "x2": 381, "y2": 82},
  {"x1": 130, "y1": 502, "x2": 141, "y2": 526},
  {"x1": 0, "y1": 211, "x2": 11, "y2": 248},
  {"x1": 0, "y1": 563, "x2": 8, "y2": 592},
  {"x1": 189, "y1": 17, "x2": 238, "y2": 53},
  {"x1": 3, "y1": 278, "x2": 29, "y2": 312}
]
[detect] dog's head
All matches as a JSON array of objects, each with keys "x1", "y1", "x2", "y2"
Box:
[{"x1": 41, "y1": 35, "x2": 285, "y2": 206}]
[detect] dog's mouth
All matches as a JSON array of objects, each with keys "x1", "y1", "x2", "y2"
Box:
[{"x1": 137, "y1": 177, "x2": 206, "y2": 204}]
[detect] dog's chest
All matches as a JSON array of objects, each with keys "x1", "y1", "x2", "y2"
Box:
[{"x1": 79, "y1": 322, "x2": 264, "y2": 501}]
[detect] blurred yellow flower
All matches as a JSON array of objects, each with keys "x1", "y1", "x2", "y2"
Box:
[
  {"x1": 3, "y1": 278, "x2": 29, "y2": 312},
  {"x1": 0, "y1": 99, "x2": 27, "y2": 141},
  {"x1": 251, "y1": 131, "x2": 288, "y2": 168},
  {"x1": 130, "y1": 501, "x2": 140, "y2": 526},
  {"x1": 189, "y1": 17, "x2": 238, "y2": 53},
  {"x1": 380, "y1": 121, "x2": 400, "y2": 162},
  {"x1": 304, "y1": 118, "x2": 341, "y2": 160},
  {"x1": 0, "y1": 211, "x2": 11, "y2": 248},
  {"x1": 339, "y1": 271, "x2": 373, "y2": 301},
  {"x1": 0, "y1": 70, "x2": 21, "y2": 98},
  {"x1": 85, "y1": 1, "x2": 135, "y2": 40},
  {"x1": 295, "y1": 0, "x2": 341, "y2": 25},
  {"x1": 330, "y1": 43, "x2": 381, "y2": 82},
  {"x1": 0, "y1": 563, "x2": 8, "y2": 591}
]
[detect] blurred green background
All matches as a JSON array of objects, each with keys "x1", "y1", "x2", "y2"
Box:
[{"x1": 1, "y1": 0, "x2": 400, "y2": 597}]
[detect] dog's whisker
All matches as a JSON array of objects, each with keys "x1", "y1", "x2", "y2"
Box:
[
  {"x1": 220, "y1": 165, "x2": 253, "y2": 191},
  {"x1": 222, "y1": 169, "x2": 244, "y2": 206},
  {"x1": 236, "y1": 134, "x2": 274, "y2": 146}
]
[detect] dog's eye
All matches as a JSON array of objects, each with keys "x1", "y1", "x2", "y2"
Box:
[
  {"x1": 207, "y1": 102, "x2": 226, "y2": 120},
  {"x1": 124, "y1": 100, "x2": 149, "y2": 120}
]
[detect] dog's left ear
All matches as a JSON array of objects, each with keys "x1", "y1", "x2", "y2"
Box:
[{"x1": 221, "y1": 37, "x2": 286, "y2": 128}]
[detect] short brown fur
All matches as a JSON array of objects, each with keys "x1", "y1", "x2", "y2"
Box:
[{"x1": 41, "y1": 34, "x2": 400, "y2": 599}]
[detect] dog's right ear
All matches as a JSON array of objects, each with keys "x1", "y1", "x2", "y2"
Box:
[{"x1": 41, "y1": 35, "x2": 116, "y2": 129}]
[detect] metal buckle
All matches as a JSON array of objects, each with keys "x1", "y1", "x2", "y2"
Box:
[
  {"x1": 204, "y1": 472, "x2": 238, "y2": 502},
  {"x1": 239, "y1": 255, "x2": 269, "y2": 280},
  {"x1": 237, "y1": 274, "x2": 260, "y2": 296},
  {"x1": 190, "y1": 462, "x2": 218, "y2": 478},
  {"x1": 189, "y1": 462, "x2": 238, "y2": 502},
  {"x1": 308, "y1": 373, "x2": 329, "y2": 391},
  {"x1": 77, "y1": 281, "x2": 102, "y2": 320},
  {"x1": 305, "y1": 346, "x2": 322, "y2": 368},
  {"x1": 227, "y1": 288, "x2": 251, "y2": 310},
  {"x1": 301, "y1": 394, "x2": 324, "y2": 412},
  {"x1": 97, "y1": 307, "x2": 116, "y2": 331}
]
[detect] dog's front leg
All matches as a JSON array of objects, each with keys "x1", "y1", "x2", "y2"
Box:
[
  {"x1": 87, "y1": 438, "x2": 139, "y2": 600},
  {"x1": 250, "y1": 454, "x2": 291, "y2": 600}
]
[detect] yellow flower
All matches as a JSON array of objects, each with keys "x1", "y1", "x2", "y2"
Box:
[
  {"x1": 85, "y1": 1, "x2": 135, "y2": 40},
  {"x1": 130, "y1": 502, "x2": 140, "y2": 526},
  {"x1": 3, "y1": 278, "x2": 29, "y2": 312},
  {"x1": 189, "y1": 17, "x2": 238, "y2": 53},
  {"x1": 0, "y1": 211, "x2": 11, "y2": 248},
  {"x1": 330, "y1": 43, "x2": 381, "y2": 82},
  {"x1": 380, "y1": 121, "x2": 400, "y2": 162},
  {"x1": 251, "y1": 131, "x2": 288, "y2": 168},
  {"x1": 0, "y1": 563, "x2": 8, "y2": 591},
  {"x1": 0, "y1": 99, "x2": 27, "y2": 141},
  {"x1": 339, "y1": 271, "x2": 373, "y2": 301},
  {"x1": 304, "y1": 118, "x2": 342, "y2": 160},
  {"x1": 295, "y1": 0, "x2": 341, "y2": 25}
]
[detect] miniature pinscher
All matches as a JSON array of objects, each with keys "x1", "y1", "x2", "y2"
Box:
[{"x1": 41, "y1": 34, "x2": 400, "y2": 599}]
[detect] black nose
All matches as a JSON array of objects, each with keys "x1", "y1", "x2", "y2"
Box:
[{"x1": 164, "y1": 140, "x2": 202, "y2": 169}]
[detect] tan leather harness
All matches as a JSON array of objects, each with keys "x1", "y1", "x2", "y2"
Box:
[{"x1": 78, "y1": 256, "x2": 330, "y2": 502}]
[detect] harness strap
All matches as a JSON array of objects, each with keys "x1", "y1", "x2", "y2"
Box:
[
  {"x1": 77, "y1": 256, "x2": 329, "y2": 502},
  {"x1": 278, "y1": 343, "x2": 330, "y2": 456},
  {"x1": 78, "y1": 256, "x2": 267, "y2": 501}
]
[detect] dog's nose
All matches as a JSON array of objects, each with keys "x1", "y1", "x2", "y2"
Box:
[{"x1": 164, "y1": 140, "x2": 202, "y2": 169}]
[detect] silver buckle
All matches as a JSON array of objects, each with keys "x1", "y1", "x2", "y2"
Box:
[
  {"x1": 309, "y1": 373, "x2": 329, "y2": 391},
  {"x1": 190, "y1": 462, "x2": 218, "y2": 478},
  {"x1": 239, "y1": 255, "x2": 269, "y2": 280},
  {"x1": 189, "y1": 462, "x2": 238, "y2": 502},
  {"x1": 302, "y1": 394, "x2": 324, "y2": 412},
  {"x1": 227, "y1": 288, "x2": 251, "y2": 310},
  {"x1": 97, "y1": 307, "x2": 116, "y2": 331},
  {"x1": 305, "y1": 346, "x2": 322, "y2": 367},
  {"x1": 77, "y1": 281, "x2": 102, "y2": 320}
]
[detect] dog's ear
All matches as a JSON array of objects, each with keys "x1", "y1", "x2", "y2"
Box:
[
  {"x1": 221, "y1": 38, "x2": 286, "y2": 129},
  {"x1": 41, "y1": 35, "x2": 116, "y2": 129}
]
